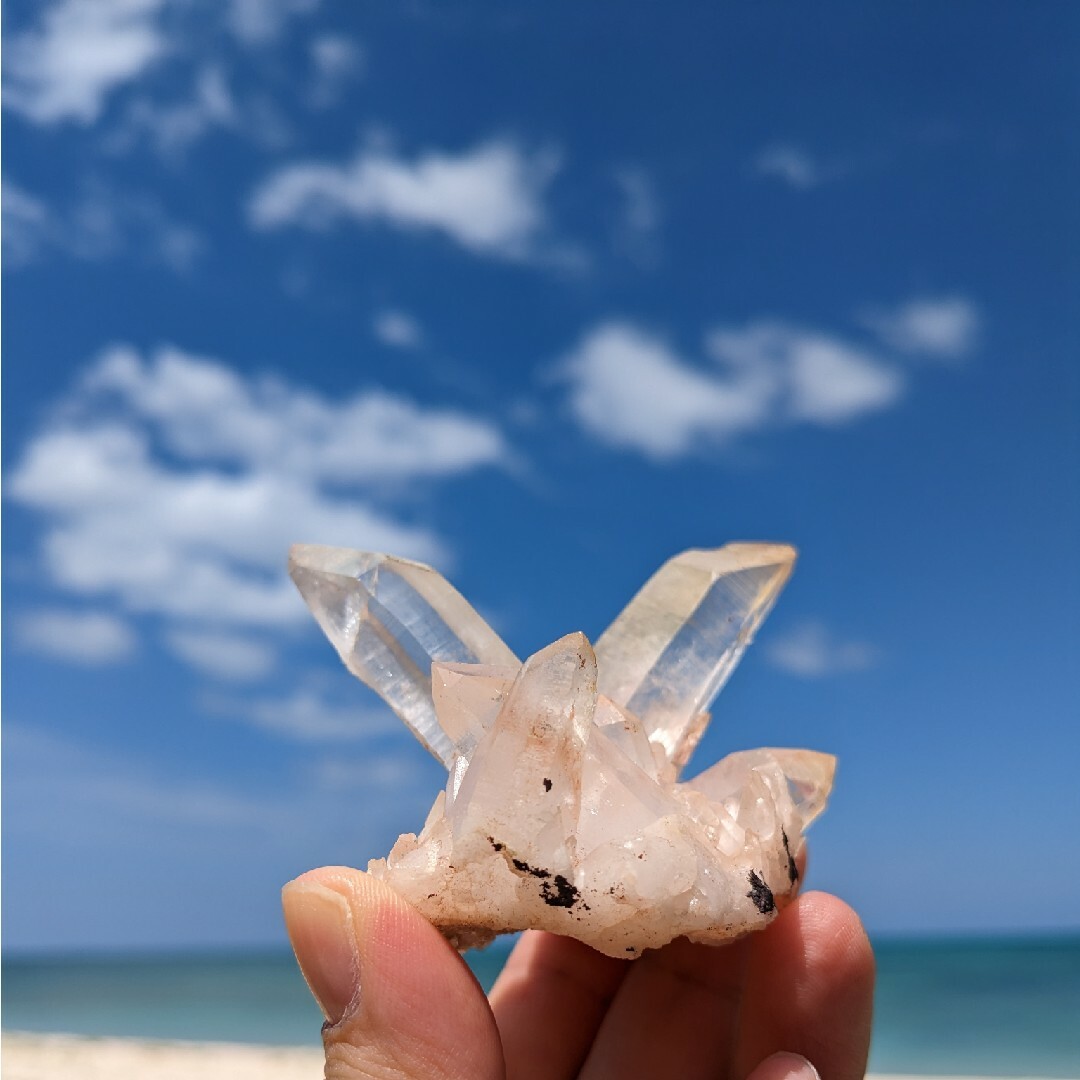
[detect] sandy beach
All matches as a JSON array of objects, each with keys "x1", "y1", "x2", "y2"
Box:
[
  {"x1": 1, "y1": 1032, "x2": 1045, "y2": 1080},
  {"x1": 1, "y1": 1032, "x2": 325, "y2": 1080}
]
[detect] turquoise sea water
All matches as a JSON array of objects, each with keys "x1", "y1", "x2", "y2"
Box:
[{"x1": 3, "y1": 936, "x2": 1079, "y2": 1076}]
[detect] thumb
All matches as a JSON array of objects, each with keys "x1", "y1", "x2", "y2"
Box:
[{"x1": 283, "y1": 866, "x2": 504, "y2": 1080}]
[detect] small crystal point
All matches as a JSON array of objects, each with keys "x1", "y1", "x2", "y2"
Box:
[
  {"x1": 288, "y1": 544, "x2": 519, "y2": 765},
  {"x1": 431, "y1": 662, "x2": 517, "y2": 746},
  {"x1": 688, "y1": 748, "x2": 837, "y2": 832},
  {"x1": 595, "y1": 543, "x2": 796, "y2": 766},
  {"x1": 448, "y1": 633, "x2": 596, "y2": 866}
]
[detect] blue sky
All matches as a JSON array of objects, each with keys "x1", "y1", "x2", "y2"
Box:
[{"x1": 3, "y1": 1, "x2": 1078, "y2": 952}]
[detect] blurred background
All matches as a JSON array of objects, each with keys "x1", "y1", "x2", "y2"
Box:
[{"x1": 3, "y1": 1, "x2": 1078, "y2": 1073}]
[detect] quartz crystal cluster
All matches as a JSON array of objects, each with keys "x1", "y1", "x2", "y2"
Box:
[{"x1": 289, "y1": 542, "x2": 835, "y2": 958}]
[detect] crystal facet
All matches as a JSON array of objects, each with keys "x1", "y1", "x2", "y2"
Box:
[
  {"x1": 288, "y1": 544, "x2": 519, "y2": 765},
  {"x1": 290, "y1": 541, "x2": 835, "y2": 958},
  {"x1": 595, "y1": 544, "x2": 797, "y2": 764}
]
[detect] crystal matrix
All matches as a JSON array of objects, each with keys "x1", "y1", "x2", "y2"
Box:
[{"x1": 289, "y1": 542, "x2": 835, "y2": 959}]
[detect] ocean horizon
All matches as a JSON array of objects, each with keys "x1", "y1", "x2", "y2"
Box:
[{"x1": 3, "y1": 932, "x2": 1079, "y2": 1076}]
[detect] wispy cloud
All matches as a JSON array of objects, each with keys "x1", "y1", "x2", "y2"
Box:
[
  {"x1": 7, "y1": 344, "x2": 508, "y2": 674},
  {"x1": 3, "y1": 0, "x2": 168, "y2": 126},
  {"x1": 860, "y1": 296, "x2": 980, "y2": 360},
  {"x1": 2, "y1": 717, "x2": 439, "y2": 949},
  {"x1": 110, "y1": 66, "x2": 238, "y2": 157},
  {"x1": 753, "y1": 144, "x2": 826, "y2": 189},
  {"x1": 225, "y1": 0, "x2": 318, "y2": 46},
  {"x1": 765, "y1": 620, "x2": 879, "y2": 677},
  {"x1": 165, "y1": 628, "x2": 276, "y2": 682},
  {"x1": 559, "y1": 319, "x2": 903, "y2": 459},
  {"x1": 3, "y1": 723, "x2": 283, "y2": 839},
  {"x1": 1, "y1": 177, "x2": 202, "y2": 273},
  {"x1": 308, "y1": 34, "x2": 364, "y2": 108},
  {"x1": 312, "y1": 752, "x2": 419, "y2": 790},
  {"x1": 372, "y1": 309, "x2": 425, "y2": 350},
  {"x1": 107, "y1": 66, "x2": 297, "y2": 157},
  {"x1": 249, "y1": 137, "x2": 568, "y2": 264},
  {"x1": 208, "y1": 685, "x2": 403, "y2": 742},
  {"x1": 1, "y1": 180, "x2": 52, "y2": 268},
  {"x1": 612, "y1": 167, "x2": 661, "y2": 264},
  {"x1": 17, "y1": 608, "x2": 137, "y2": 666}
]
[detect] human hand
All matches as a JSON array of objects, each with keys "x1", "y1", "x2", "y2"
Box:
[{"x1": 283, "y1": 865, "x2": 874, "y2": 1080}]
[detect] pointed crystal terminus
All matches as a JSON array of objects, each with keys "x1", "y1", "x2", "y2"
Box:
[
  {"x1": 288, "y1": 544, "x2": 519, "y2": 765},
  {"x1": 595, "y1": 543, "x2": 797, "y2": 762}
]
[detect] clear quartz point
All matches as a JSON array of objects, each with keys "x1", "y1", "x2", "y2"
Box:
[
  {"x1": 288, "y1": 544, "x2": 519, "y2": 765},
  {"x1": 595, "y1": 543, "x2": 797, "y2": 766}
]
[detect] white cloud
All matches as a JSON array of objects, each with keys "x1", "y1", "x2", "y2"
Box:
[
  {"x1": 17, "y1": 608, "x2": 136, "y2": 665},
  {"x1": 165, "y1": 629, "x2": 275, "y2": 681},
  {"x1": 81, "y1": 344, "x2": 504, "y2": 479},
  {"x1": 373, "y1": 309, "x2": 424, "y2": 350},
  {"x1": 787, "y1": 338, "x2": 901, "y2": 423},
  {"x1": 708, "y1": 323, "x2": 903, "y2": 425},
  {"x1": 561, "y1": 320, "x2": 904, "y2": 459},
  {"x1": 3, "y1": 2, "x2": 308, "y2": 148},
  {"x1": 561, "y1": 324, "x2": 772, "y2": 458},
  {"x1": 860, "y1": 297, "x2": 980, "y2": 359},
  {"x1": 765, "y1": 621, "x2": 879, "y2": 677},
  {"x1": 249, "y1": 138, "x2": 561, "y2": 262},
  {"x1": 9, "y1": 423, "x2": 418, "y2": 626},
  {"x1": 7, "y1": 344, "x2": 507, "y2": 663},
  {"x1": 226, "y1": 0, "x2": 318, "y2": 45},
  {"x1": 308, "y1": 34, "x2": 364, "y2": 108},
  {"x1": 754, "y1": 144, "x2": 823, "y2": 189},
  {"x1": 3, "y1": 0, "x2": 167, "y2": 126}
]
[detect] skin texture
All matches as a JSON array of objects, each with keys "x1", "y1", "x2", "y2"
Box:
[{"x1": 283, "y1": 865, "x2": 874, "y2": 1080}]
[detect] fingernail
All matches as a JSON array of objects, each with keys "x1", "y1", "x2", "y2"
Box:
[
  {"x1": 282, "y1": 878, "x2": 360, "y2": 1025},
  {"x1": 747, "y1": 1051, "x2": 821, "y2": 1080}
]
